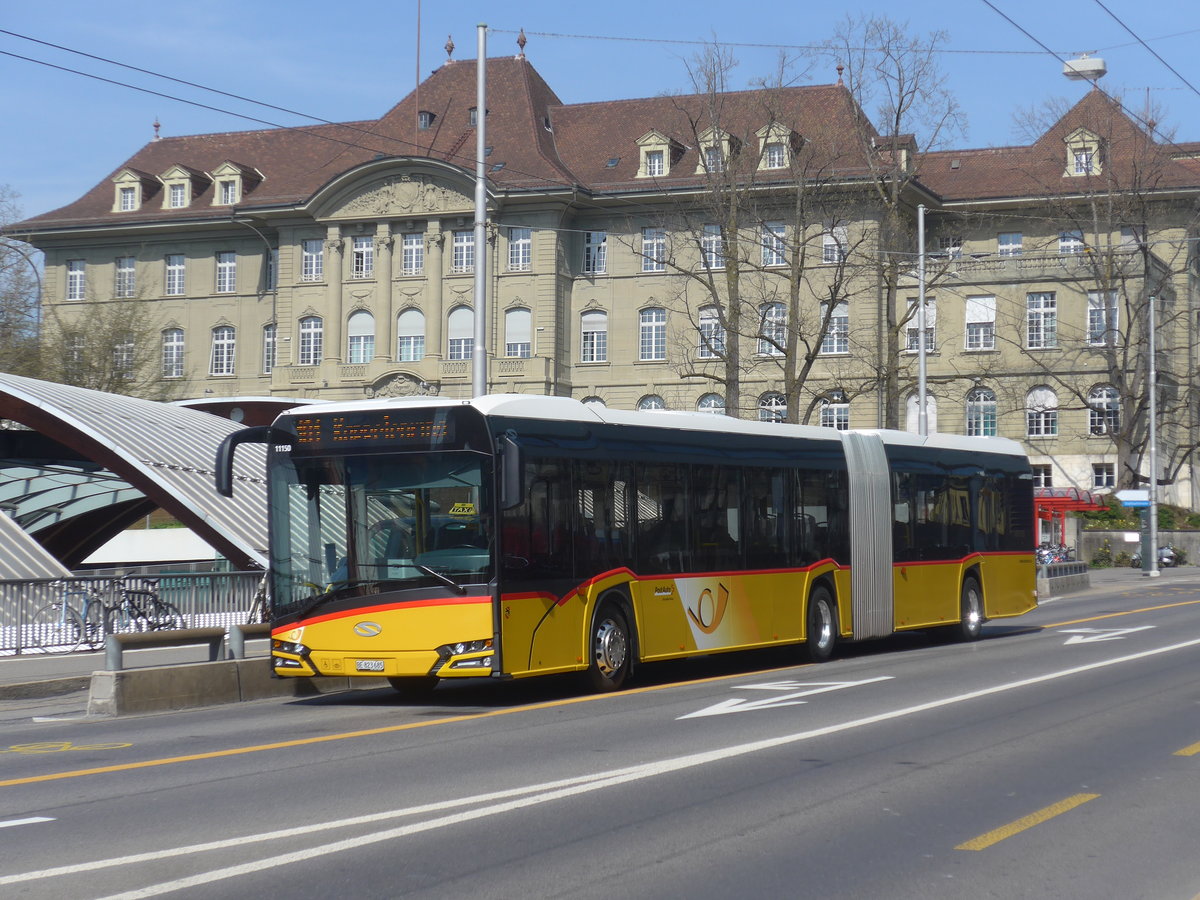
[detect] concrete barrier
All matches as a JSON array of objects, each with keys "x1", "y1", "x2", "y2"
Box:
[
  {"x1": 87, "y1": 657, "x2": 388, "y2": 716},
  {"x1": 1037, "y1": 561, "x2": 1091, "y2": 598}
]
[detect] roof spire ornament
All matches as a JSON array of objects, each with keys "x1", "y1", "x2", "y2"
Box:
[
  {"x1": 153, "y1": 117, "x2": 161, "y2": 141},
  {"x1": 836, "y1": 63, "x2": 844, "y2": 86},
  {"x1": 445, "y1": 35, "x2": 455, "y2": 62},
  {"x1": 516, "y1": 28, "x2": 526, "y2": 59}
]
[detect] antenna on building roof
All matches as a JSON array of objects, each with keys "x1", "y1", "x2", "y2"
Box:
[{"x1": 1063, "y1": 53, "x2": 1106, "y2": 84}]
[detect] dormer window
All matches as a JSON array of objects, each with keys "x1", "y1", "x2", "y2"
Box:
[
  {"x1": 219, "y1": 179, "x2": 239, "y2": 205},
  {"x1": 469, "y1": 107, "x2": 489, "y2": 126},
  {"x1": 1065, "y1": 128, "x2": 1103, "y2": 177},
  {"x1": 210, "y1": 161, "x2": 260, "y2": 207},
  {"x1": 418, "y1": 110, "x2": 435, "y2": 129},
  {"x1": 695, "y1": 127, "x2": 738, "y2": 175},
  {"x1": 160, "y1": 164, "x2": 207, "y2": 210},
  {"x1": 636, "y1": 130, "x2": 681, "y2": 178},
  {"x1": 756, "y1": 123, "x2": 799, "y2": 171},
  {"x1": 111, "y1": 167, "x2": 155, "y2": 212},
  {"x1": 169, "y1": 183, "x2": 187, "y2": 208}
]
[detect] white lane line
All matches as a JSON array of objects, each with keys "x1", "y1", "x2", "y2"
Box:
[
  {"x1": 6, "y1": 634, "x2": 1200, "y2": 898},
  {"x1": 0, "y1": 817, "x2": 54, "y2": 829}
]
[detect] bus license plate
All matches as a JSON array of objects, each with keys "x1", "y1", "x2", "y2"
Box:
[{"x1": 355, "y1": 659, "x2": 385, "y2": 672}]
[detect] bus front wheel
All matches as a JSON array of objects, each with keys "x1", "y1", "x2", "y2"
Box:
[
  {"x1": 586, "y1": 603, "x2": 631, "y2": 692},
  {"x1": 805, "y1": 585, "x2": 837, "y2": 663},
  {"x1": 955, "y1": 576, "x2": 984, "y2": 642}
]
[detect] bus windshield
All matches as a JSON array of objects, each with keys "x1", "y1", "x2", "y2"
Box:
[{"x1": 270, "y1": 450, "x2": 494, "y2": 617}]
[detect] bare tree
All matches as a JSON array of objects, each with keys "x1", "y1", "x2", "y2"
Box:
[{"x1": 0, "y1": 185, "x2": 42, "y2": 378}]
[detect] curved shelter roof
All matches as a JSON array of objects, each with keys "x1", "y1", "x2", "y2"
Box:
[{"x1": 0, "y1": 374, "x2": 268, "y2": 572}]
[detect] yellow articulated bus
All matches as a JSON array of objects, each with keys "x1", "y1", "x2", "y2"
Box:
[{"x1": 216, "y1": 395, "x2": 1037, "y2": 695}]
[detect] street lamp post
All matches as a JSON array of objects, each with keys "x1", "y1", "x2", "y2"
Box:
[{"x1": 1145, "y1": 293, "x2": 1160, "y2": 577}]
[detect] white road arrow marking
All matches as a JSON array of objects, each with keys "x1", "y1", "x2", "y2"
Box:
[
  {"x1": 679, "y1": 676, "x2": 893, "y2": 719},
  {"x1": 0, "y1": 817, "x2": 54, "y2": 829},
  {"x1": 1060, "y1": 626, "x2": 1155, "y2": 644}
]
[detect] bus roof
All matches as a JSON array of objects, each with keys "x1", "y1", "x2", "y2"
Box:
[{"x1": 276, "y1": 394, "x2": 1027, "y2": 459}]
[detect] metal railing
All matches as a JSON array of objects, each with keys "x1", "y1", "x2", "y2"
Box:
[{"x1": 0, "y1": 570, "x2": 265, "y2": 656}]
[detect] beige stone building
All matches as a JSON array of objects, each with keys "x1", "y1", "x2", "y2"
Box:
[{"x1": 8, "y1": 52, "x2": 1199, "y2": 510}]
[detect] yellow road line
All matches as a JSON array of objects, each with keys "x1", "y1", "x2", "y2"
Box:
[
  {"x1": 1173, "y1": 740, "x2": 1200, "y2": 757},
  {"x1": 0, "y1": 662, "x2": 811, "y2": 789},
  {"x1": 956, "y1": 793, "x2": 1099, "y2": 851},
  {"x1": 1044, "y1": 597, "x2": 1200, "y2": 629}
]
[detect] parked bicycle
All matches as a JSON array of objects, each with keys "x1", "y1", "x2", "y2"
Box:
[{"x1": 27, "y1": 576, "x2": 184, "y2": 653}]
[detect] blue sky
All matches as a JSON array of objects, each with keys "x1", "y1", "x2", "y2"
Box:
[{"x1": 2, "y1": 0, "x2": 1198, "y2": 220}]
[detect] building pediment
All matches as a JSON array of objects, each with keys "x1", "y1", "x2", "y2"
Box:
[{"x1": 326, "y1": 173, "x2": 474, "y2": 220}]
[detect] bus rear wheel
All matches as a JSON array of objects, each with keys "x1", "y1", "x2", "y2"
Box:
[
  {"x1": 586, "y1": 603, "x2": 631, "y2": 692},
  {"x1": 805, "y1": 585, "x2": 837, "y2": 663},
  {"x1": 954, "y1": 576, "x2": 984, "y2": 642}
]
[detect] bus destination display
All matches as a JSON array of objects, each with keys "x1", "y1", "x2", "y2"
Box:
[{"x1": 292, "y1": 412, "x2": 452, "y2": 451}]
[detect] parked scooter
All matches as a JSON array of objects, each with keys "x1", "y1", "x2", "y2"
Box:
[{"x1": 1131, "y1": 545, "x2": 1176, "y2": 568}]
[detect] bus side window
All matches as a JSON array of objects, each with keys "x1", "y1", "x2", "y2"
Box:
[
  {"x1": 636, "y1": 463, "x2": 689, "y2": 574},
  {"x1": 573, "y1": 461, "x2": 632, "y2": 575},
  {"x1": 745, "y1": 468, "x2": 787, "y2": 569}
]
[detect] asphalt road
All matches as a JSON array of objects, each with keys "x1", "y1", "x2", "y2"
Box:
[{"x1": 2, "y1": 574, "x2": 1199, "y2": 899}]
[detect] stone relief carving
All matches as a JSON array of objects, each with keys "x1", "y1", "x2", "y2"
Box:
[
  {"x1": 368, "y1": 373, "x2": 439, "y2": 398},
  {"x1": 339, "y1": 175, "x2": 467, "y2": 218}
]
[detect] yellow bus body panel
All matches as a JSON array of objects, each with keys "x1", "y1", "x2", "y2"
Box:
[{"x1": 892, "y1": 553, "x2": 1037, "y2": 631}]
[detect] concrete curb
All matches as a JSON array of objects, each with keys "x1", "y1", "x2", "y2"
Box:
[
  {"x1": 86, "y1": 658, "x2": 387, "y2": 716},
  {"x1": 0, "y1": 676, "x2": 91, "y2": 701}
]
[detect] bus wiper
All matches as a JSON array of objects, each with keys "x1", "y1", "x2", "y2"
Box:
[{"x1": 414, "y1": 563, "x2": 467, "y2": 595}]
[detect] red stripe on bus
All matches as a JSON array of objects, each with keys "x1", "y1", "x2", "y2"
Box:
[
  {"x1": 277, "y1": 594, "x2": 491, "y2": 631},
  {"x1": 892, "y1": 550, "x2": 1033, "y2": 569}
]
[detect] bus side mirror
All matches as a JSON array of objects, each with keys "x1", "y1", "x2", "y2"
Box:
[
  {"x1": 215, "y1": 426, "x2": 293, "y2": 497},
  {"x1": 498, "y1": 434, "x2": 524, "y2": 510}
]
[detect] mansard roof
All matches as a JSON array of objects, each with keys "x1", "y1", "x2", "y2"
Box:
[
  {"x1": 921, "y1": 89, "x2": 1200, "y2": 203},
  {"x1": 13, "y1": 56, "x2": 878, "y2": 232}
]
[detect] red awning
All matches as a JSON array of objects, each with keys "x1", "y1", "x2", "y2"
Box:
[{"x1": 1034, "y1": 487, "x2": 1109, "y2": 518}]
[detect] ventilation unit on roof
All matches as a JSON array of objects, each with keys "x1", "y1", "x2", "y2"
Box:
[{"x1": 1063, "y1": 54, "x2": 1106, "y2": 81}]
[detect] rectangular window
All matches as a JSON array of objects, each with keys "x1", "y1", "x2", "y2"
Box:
[
  {"x1": 1074, "y1": 150, "x2": 1095, "y2": 175},
  {"x1": 298, "y1": 318, "x2": 323, "y2": 366},
  {"x1": 761, "y1": 221, "x2": 786, "y2": 266},
  {"x1": 1031, "y1": 465, "x2": 1053, "y2": 488},
  {"x1": 820, "y1": 402, "x2": 850, "y2": 431},
  {"x1": 262, "y1": 324, "x2": 276, "y2": 374},
  {"x1": 645, "y1": 149, "x2": 664, "y2": 176},
  {"x1": 641, "y1": 227, "x2": 666, "y2": 272},
  {"x1": 397, "y1": 334, "x2": 424, "y2": 362},
  {"x1": 210, "y1": 327, "x2": 236, "y2": 376},
  {"x1": 698, "y1": 308, "x2": 725, "y2": 358},
  {"x1": 1027, "y1": 407, "x2": 1058, "y2": 438},
  {"x1": 162, "y1": 330, "x2": 184, "y2": 378},
  {"x1": 265, "y1": 248, "x2": 278, "y2": 291},
  {"x1": 301, "y1": 240, "x2": 324, "y2": 281},
  {"x1": 823, "y1": 225, "x2": 848, "y2": 264},
  {"x1": 1027, "y1": 292, "x2": 1057, "y2": 349},
  {"x1": 169, "y1": 183, "x2": 186, "y2": 208},
  {"x1": 905, "y1": 297, "x2": 936, "y2": 353},
  {"x1": 1092, "y1": 463, "x2": 1115, "y2": 488},
  {"x1": 401, "y1": 233, "x2": 424, "y2": 275},
  {"x1": 119, "y1": 187, "x2": 136, "y2": 211},
  {"x1": 66, "y1": 259, "x2": 85, "y2": 301},
  {"x1": 581, "y1": 311, "x2": 608, "y2": 363},
  {"x1": 998, "y1": 232, "x2": 1023, "y2": 256},
  {"x1": 113, "y1": 335, "x2": 135, "y2": 381},
  {"x1": 165, "y1": 254, "x2": 185, "y2": 296},
  {"x1": 452, "y1": 230, "x2": 475, "y2": 273},
  {"x1": 219, "y1": 180, "x2": 238, "y2": 204},
  {"x1": 1088, "y1": 290, "x2": 1119, "y2": 345},
  {"x1": 964, "y1": 295, "x2": 996, "y2": 350},
  {"x1": 701, "y1": 224, "x2": 724, "y2": 269},
  {"x1": 216, "y1": 251, "x2": 236, "y2": 293},
  {"x1": 508, "y1": 227, "x2": 532, "y2": 271},
  {"x1": 583, "y1": 230, "x2": 607, "y2": 274},
  {"x1": 820, "y1": 302, "x2": 849, "y2": 355},
  {"x1": 763, "y1": 142, "x2": 785, "y2": 168},
  {"x1": 938, "y1": 236, "x2": 963, "y2": 259},
  {"x1": 704, "y1": 145, "x2": 724, "y2": 172},
  {"x1": 639, "y1": 308, "x2": 666, "y2": 360},
  {"x1": 1059, "y1": 230, "x2": 1085, "y2": 254},
  {"x1": 448, "y1": 337, "x2": 474, "y2": 360},
  {"x1": 114, "y1": 256, "x2": 136, "y2": 298},
  {"x1": 352, "y1": 236, "x2": 374, "y2": 279}
]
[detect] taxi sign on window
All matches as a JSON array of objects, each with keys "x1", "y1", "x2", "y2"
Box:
[{"x1": 448, "y1": 502, "x2": 477, "y2": 517}]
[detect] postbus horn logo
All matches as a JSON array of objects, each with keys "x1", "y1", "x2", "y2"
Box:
[
  {"x1": 354, "y1": 621, "x2": 383, "y2": 637},
  {"x1": 687, "y1": 583, "x2": 729, "y2": 634}
]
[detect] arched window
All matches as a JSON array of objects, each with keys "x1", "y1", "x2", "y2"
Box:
[
  {"x1": 210, "y1": 325, "x2": 236, "y2": 376},
  {"x1": 639, "y1": 307, "x2": 666, "y2": 360},
  {"x1": 581, "y1": 310, "x2": 607, "y2": 362},
  {"x1": 820, "y1": 391, "x2": 849, "y2": 430},
  {"x1": 582, "y1": 396, "x2": 606, "y2": 408},
  {"x1": 637, "y1": 395, "x2": 665, "y2": 410},
  {"x1": 396, "y1": 309, "x2": 425, "y2": 361},
  {"x1": 966, "y1": 387, "x2": 997, "y2": 436},
  {"x1": 262, "y1": 323, "x2": 277, "y2": 374},
  {"x1": 1088, "y1": 385, "x2": 1121, "y2": 434},
  {"x1": 447, "y1": 306, "x2": 474, "y2": 360},
  {"x1": 162, "y1": 328, "x2": 184, "y2": 378},
  {"x1": 298, "y1": 316, "x2": 323, "y2": 366},
  {"x1": 757, "y1": 302, "x2": 785, "y2": 356},
  {"x1": 698, "y1": 306, "x2": 724, "y2": 358},
  {"x1": 505, "y1": 308, "x2": 532, "y2": 358},
  {"x1": 759, "y1": 391, "x2": 786, "y2": 423},
  {"x1": 905, "y1": 392, "x2": 939, "y2": 433},
  {"x1": 697, "y1": 393, "x2": 725, "y2": 415},
  {"x1": 1026, "y1": 386, "x2": 1058, "y2": 437},
  {"x1": 346, "y1": 310, "x2": 375, "y2": 364}
]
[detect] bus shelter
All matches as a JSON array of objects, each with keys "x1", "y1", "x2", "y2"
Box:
[{"x1": 1034, "y1": 487, "x2": 1108, "y2": 545}]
